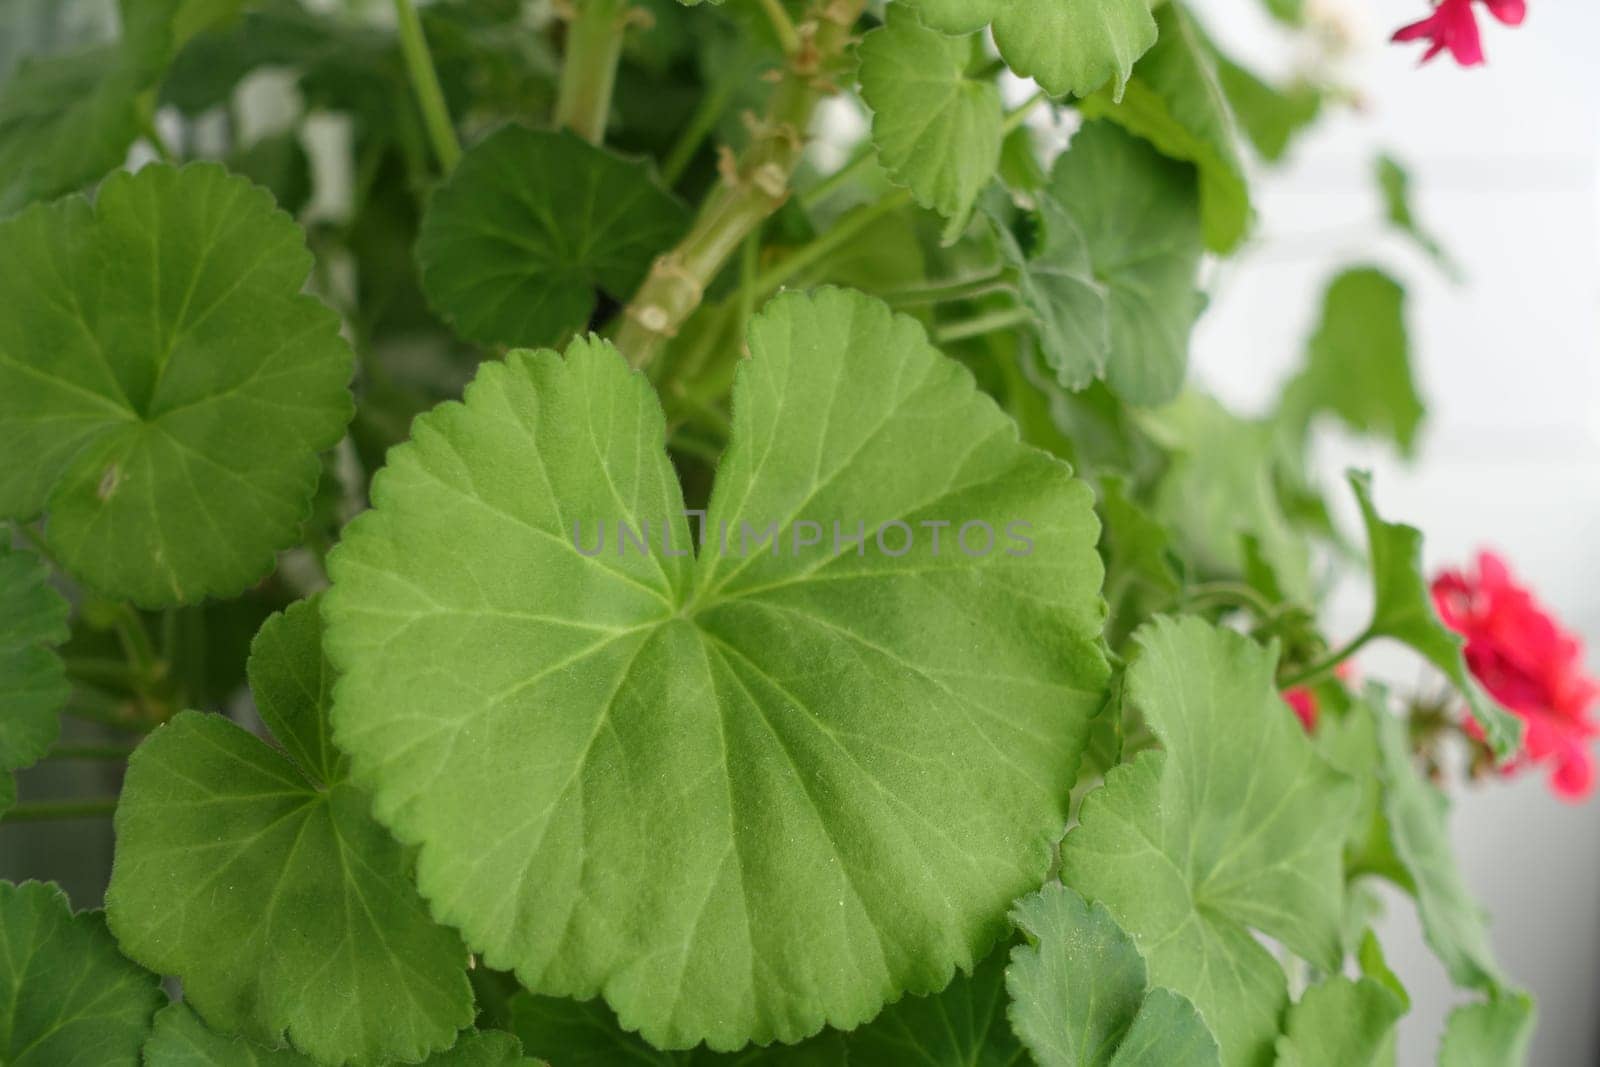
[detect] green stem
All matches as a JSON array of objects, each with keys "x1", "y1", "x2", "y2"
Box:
[
  {"x1": 614, "y1": 0, "x2": 867, "y2": 369},
  {"x1": 111, "y1": 605, "x2": 158, "y2": 681},
  {"x1": 660, "y1": 74, "x2": 737, "y2": 185},
  {"x1": 64, "y1": 657, "x2": 139, "y2": 689},
  {"x1": 13, "y1": 522, "x2": 60, "y2": 568},
  {"x1": 4, "y1": 799, "x2": 119, "y2": 823},
  {"x1": 44, "y1": 743, "x2": 137, "y2": 762},
  {"x1": 392, "y1": 0, "x2": 461, "y2": 172},
  {"x1": 934, "y1": 306, "x2": 1031, "y2": 345},
  {"x1": 1183, "y1": 581, "x2": 1277, "y2": 620},
  {"x1": 883, "y1": 270, "x2": 1011, "y2": 308},
  {"x1": 800, "y1": 148, "x2": 875, "y2": 209},
  {"x1": 757, "y1": 0, "x2": 803, "y2": 56},
  {"x1": 555, "y1": 0, "x2": 631, "y2": 145},
  {"x1": 749, "y1": 189, "x2": 914, "y2": 298},
  {"x1": 1002, "y1": 89, "x2": 1049, "y2": 135},
  {"x1": 1278, "y1": 629, "x2": 1375, "y2": 690}
]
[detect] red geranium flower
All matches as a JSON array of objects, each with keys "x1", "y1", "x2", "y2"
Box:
[
  {"x1": 1433, "y1": 551, "x2": 1600, "y2": 801},
  {"x1": 1283, "y1": 687, "x2": 1319, "y2": 733},
  {"x1": 1393, "y1": 0, "x2": 1527, "y2": 67}
]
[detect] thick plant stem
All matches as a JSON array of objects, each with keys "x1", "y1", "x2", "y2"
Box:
[
  {"x1": 392, "y1": 0, "x2": 461, "y2": 172},
  {"x1": 1278, "y1": 629, "x2": 1375, "y2": 689},
  {"x1": 556, "y1": 0, "x2": 631, "y2": 144},
  {"x1": 614, "y1": 0, "x2": 866, "y2": 368}
]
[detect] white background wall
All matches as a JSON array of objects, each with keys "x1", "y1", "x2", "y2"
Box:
[{"x1": 1192, "y1": 1, "x2": 1600, "y2": 1061}]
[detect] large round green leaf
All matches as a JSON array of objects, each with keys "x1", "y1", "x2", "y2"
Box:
[
  {"x1": 324, "y1": 288, "x2": 1109, "y2": 1050},
  {"x1": 107, "y1": 599, "x2": 475, "y2": 1066},
  {"x1": 417, "y1": 125, "x2": 689, "y2": 349},
  {"x1": 0, "y1": 163, "x2": 355, "y2": 606},
  {"x1": 0, "y1": 880, "x2": 164, "y2": 1066},
  {"x1": 0, "y1": 541, "x2": 70, "y2": 813}
]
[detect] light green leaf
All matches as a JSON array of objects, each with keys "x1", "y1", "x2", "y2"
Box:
[
  {"x1": 1061, "y1": 617, "x2": 1358, "y2": 1067},
  {"x1": 0, "y1": 0, "x2": 175, "y2": 213},
  {"x1": 908, "y1": 0, "x2": 1157, "y2": 100},
  {"x1": 1438, "y1": 993, "x2": 1535, "y2": 1067},
  {"x1": 1377, "y1": 155, "x2": 1460, "y2": 281},
  {"x1": 144, "y1": 1002, "x2": 548, "y2": 1067},
  {"x1": 1371, "y1": 700, "x2": 1502, "y2": 991},
  {"x1": 324, "y1": 288, "x2": 1110, "y2": 1050},
  {"x1": 1283, "y1": 270, "x2": 1424, "y2": 457},
  {"x1": 1006, "y1": 884, "x2": 1219, "y2": 1067},
  {"x1": 1348, "y1": 472, "x2": 1522, "y2": 760},
  {"x1": 859, "y1": 7, "x2": 1002, "y2": 244},
  {"x1": 106, "y1": 599, "x2": 475, "y2": 1066},
  {"x1": 1047, "y1": 121, "x2": 1203, "y2": 404},
  {"x1": 842, "y1": 945, "x2": 1023, "y2": 1065},
  {"x1": 1211, "y1": 49, "x2": 1320, "y2": 163},
  {"x1": 1080, "y1": 3, "x2": 1252, "y2": 253},
  {"x1": 417, "y1": 125, "x2": 689, "y2": 348},
  {"x1": 1274, "y1": 977, "x2": 1405, "y2": 1067},
  {"x1": 0, "y1": 880, "x2": 164, "y2": 1066},
  {"x1": 0, "y1": 163, "x2": 355, "y2": 607},
  {"x1": 0, "y1": 541, "x2": 70, "y2": 813}
]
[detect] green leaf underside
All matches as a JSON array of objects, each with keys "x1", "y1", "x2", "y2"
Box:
[
  {"x1": 990, "y1": 199, "x2": 1110, "y2": 394},
  {"x1": 0, "y1": 542, "x2": 71, "y2": 812},
  {"x1": 107, "y1": 600, "x2": 474, "y2": 1066},
  {"x1": 417, "y1": 125, "x2": 690, "y2": 349},
  {"x1": 143, "y1": 1003, "x2": 544, "y2": 1067},
  {"x1": 0, "y1": 163, "x2": 354, "y2": 607},
  {"x1": 0, "y1": 0, "x2": 175, "y2": 214},
  {"x1": 1062, "y1": 617, "x2": 1357, "y2": 1067},
  {"x1": 1006, "y1": 884, "x2": 1219, "y2": 1067},
  {"x1": 1438, "y1": 994, "x2": 1535, "y2": 1067},
  {"x1": 1273, "y1": 976, "x2": 1404, "y2": 1067},
  {"x1": 908, "y1": 0, "x2": 1156, "y2": 100},
  {"x1": 1285, "y1": 270, "x2": 1423, "y2": 456},
  {"x1": 0, "y1": 881, "x2": 164, "y2": 1066},
  {"x1": 1348, "y1": 472, "x2": 1522, "y2": 760},
  {"x1": 1371, "y1": 703, "x2": 1502, "y2": 991},
  {"x1": 324, "y1": 287, "x2": 1110, "y2": 1050},
  {"x1": 859, "y1": 7, "x2": 1002, "y2": 244},
  {"x1": 1080, "y1": 3, "x2": 1251, "y2": 253},
  {"x1": 1045, "y1": 122, "x2": 1203, "y2": 405}
]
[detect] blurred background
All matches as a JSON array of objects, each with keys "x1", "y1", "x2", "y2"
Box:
[{"x1": 1193, "y1": 0, "x2": 1600, "y2": 1061}]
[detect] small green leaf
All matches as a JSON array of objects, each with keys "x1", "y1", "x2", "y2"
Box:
[
  {"x1": 908, "y1": 0, "x2": 1157, "y2": 100},
  {"x1": 1371, "y1": 700, "x2": 1503, "y2": 991},
  {"x1": 144, "y1": 1002, "x2": 548, "y2": 1067},
  {"x1": 1348, "y1": 472, "x2": 1522, "y2": 760},
  {"x1": 0, "y1": 0, "x2": 176, "y2": 213},
  {"x1": 1080, "y1": 3, "x2": 1252, "y2": 253},
  {"x1": 0, "y1": 541, "x2": 70, "y2": 813},
  {"x1": 1006, "y1": 884, "x2": 1219, "y2": 1067},
  {"x1": 417, "y1": 125, "x2": 689, "y2": 348},
  {"x1": 324, "y1": 288, "x2": 1110, "y2": 1050},
  {"x1": 1098, "y1": 476, "x2": 1180, "y2": 648},
  {"x1": 1377, "y1": 155, "x2": 1460, "y2": 281},
  {"x1": 0, "y1": 880, "x2": 164, "y2": 1066},
  {"x1": 1046, "y1": 121, "x2": 1203, "y2": 404},
  {"x1": 1284, "y1": 270, "x2": 1424, "y2": 457},
  {"x1": 859, "y1": 6, "x2": 1002, "y2": 243},
  {"x1": 1274, "y1": 977, "x2": 1405, "y2": 1067},
  {"x1": 107, "y1": 599, "x2": 475, "y2": 1066},
  {"x1": 1212, "y1": 50, "x2": 1320, "y2": 163},
  {"x1": 1438, "y1": 993, "x2": 1536, "y2": 1067},
  {"x1": 1062, "y1": 617, "x2": 1358, "y2": 1067},
  {"x1": 0, "y1": 163, "x2": 355, "y2": 607}
]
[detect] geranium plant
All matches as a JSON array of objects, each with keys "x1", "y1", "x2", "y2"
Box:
[{"x1": 0, "y1": 0, "x2": 1580, "y2": 1065}]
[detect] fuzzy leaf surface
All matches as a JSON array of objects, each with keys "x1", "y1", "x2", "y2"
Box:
[{"x1": 324, "y1": 288, "x2": 1110, "y2": 1050}]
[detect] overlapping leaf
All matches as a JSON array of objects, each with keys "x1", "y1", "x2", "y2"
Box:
[
  {"x1": 1274, "y1": 977, "x2": 1405, "y2": 1067},
  {"x1": 324, "y1": 288, "x2": 1110, "y2": 1050},
  {"x1": 417, "y1": 125, "x2": 689, "y2": 348},
  {"x1": 1061, "y1": 617, "x2": 1358, "y2": 1067},
  {"x1": 1438, "y1": 993, "x2": 1535, "y2": 1067},
  {"x1": 1080, "y1": 3, "x2": 1251, "y2": 253},
  {"x1": 1283, "y1": 270, "x2": 1424, "y2": 456},
  {"x1": 0, "y1": 541, "x2": 70, "y2": 812},
  {"x1": 1377, "y1": 155, "x2": 1460, "y2": 280},
  {"x1": 859, "y1": 6, "x2": 1001, "y2": 243},
  {"x1": 908, "y1": 0, "x2": 1156, "y2": 100},
  {"x1": 0, "y1": 880, "x2": 164, "y2": 1066},
  {"x1": 1348, "y1": 472, "x2": 1522, "y2": 759},
  {"x1": 107, "y1": 598, "x2": 475, "y2": 1066},
  {"x1": 0, "y1": 163, "x2": 354, "y2": 607},
  {"x1": 0, "y1": 0, "x2": 176, "y2": 213},
  {"x1": 1006, "y1": 885, "x2": 1219, "y2": 1066},
  {"x1": 990, "y1": 198, "x2": 1110, "y2": 394}
]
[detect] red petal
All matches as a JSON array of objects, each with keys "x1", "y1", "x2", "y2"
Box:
[{"x1": 1482, "y1": 0, "x2": 1528, "y2": 26}]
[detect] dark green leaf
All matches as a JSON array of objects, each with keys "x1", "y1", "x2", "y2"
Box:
[{"x1": 0, "y1": 541, "x2": 70, "y2": 813}]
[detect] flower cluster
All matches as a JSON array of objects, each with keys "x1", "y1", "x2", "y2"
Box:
[
  {"x1": 1433, "y1": 551, "x2": 1600, "y2": 800},
  {"x1": 1392, "y1": 0, "x2": 1527, "y2": 67}
]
